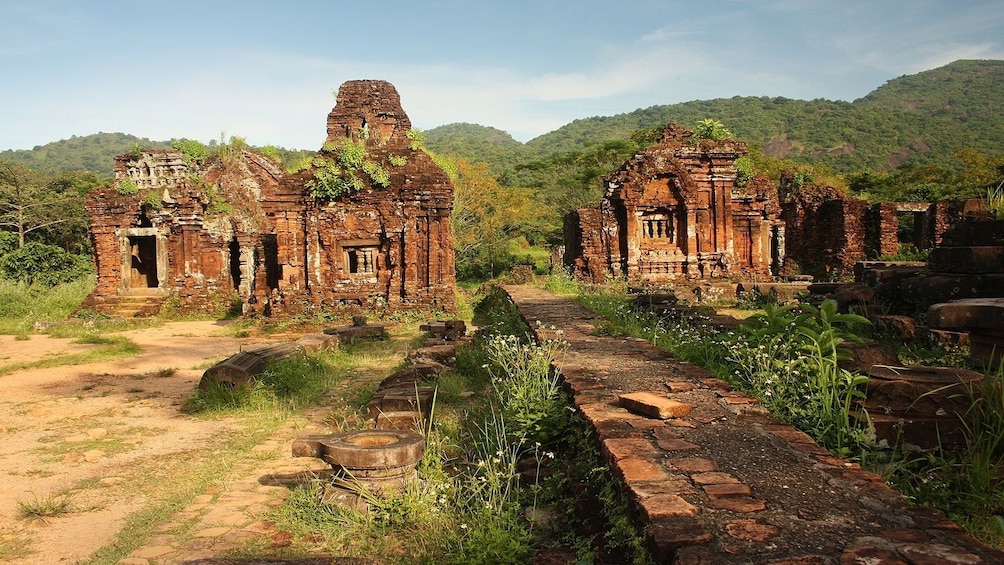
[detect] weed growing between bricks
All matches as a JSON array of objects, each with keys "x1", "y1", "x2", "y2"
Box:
[
  {"x1": 261, "y1": 287, "x2": 650, "y2": 563},
  {"x1": 573, "y1": 279, "x2": 1004, "y2": 547}
]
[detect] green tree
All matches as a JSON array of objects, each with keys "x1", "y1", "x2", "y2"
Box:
[
  {"x1": 0, "y1": 241, "x2": 91, "y2": 286},
  {"x1": 440, "y1": 156, "x2": 540, "y2": 279},
  {"x1": 0, "y1": 161, "x2": 87, "y2": 249}
]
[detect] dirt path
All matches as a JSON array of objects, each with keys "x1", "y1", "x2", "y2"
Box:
[{"x1": 0, "y1": 321, "x2": 338, "y2": 564}]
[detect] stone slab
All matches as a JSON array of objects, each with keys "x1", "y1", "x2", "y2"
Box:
[{"x1": 927, "y1": 297, "x2": 1004, "y2": 330}]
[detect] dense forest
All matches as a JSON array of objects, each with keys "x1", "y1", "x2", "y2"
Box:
[
  {"x1": 425, "y1": 59, "x2": 1004, "y2": 174},
  {"x1": 2, "y1": 59, "x2": 1003, "y2": 281},
  {"x1": 422, "y1": 60, "x2": 1004, "y2": 246}
]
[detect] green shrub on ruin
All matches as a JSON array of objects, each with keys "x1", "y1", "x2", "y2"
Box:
[
  {"x1": 309, "y1": 139, "x2": 393, "y2": 200},
  {"x1": 117, "y1": 178, "x2": 139, "y2": 195}
]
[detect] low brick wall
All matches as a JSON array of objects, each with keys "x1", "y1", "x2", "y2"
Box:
[{"x1": 504, "y1": 285, "x2": 1004, "y2": 564}]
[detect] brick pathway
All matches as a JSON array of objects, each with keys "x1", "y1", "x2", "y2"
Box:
[{"x1": 505, "y1": 285, "x2": 1004, "y2": 564}]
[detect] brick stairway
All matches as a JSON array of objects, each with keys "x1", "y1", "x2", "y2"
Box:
[{"x1": 504, "y1": 285, "x2": 1004, "y2": 564}]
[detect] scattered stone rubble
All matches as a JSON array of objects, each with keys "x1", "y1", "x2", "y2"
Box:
[{"x1": 291, "y1": 320, "x2": 468, "y2": 508}]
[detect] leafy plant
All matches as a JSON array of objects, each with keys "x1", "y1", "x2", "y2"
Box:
[
  {"x1": 142, "y1": 189, "x2": 162, "y2": 209},
  {"x1": 0, "y1": 242, "x2": 92, "y2": 286},
  {"x1": 692, "y1": 118, "x2": 734, "y2": 140},
  {"x1": 171, "y1": 138, "x2": 209, "y2": 165},
  {"x1": 361, "y1": 160, "x2": 391, "y2": 187},
  {"x1": 986, "y1": 181, "x2": 1004, "y2": 217},
  {"x1": 880, "y1": 245, "x2": 930, "y2": 262},
  {"x1": 308, "y1": 139, "x2": 391, "y2": 200},
  {"x1": 406, "y1": 129, "x2": 426, "y2": 150},
  {"x1": 116, "y1": 178, "x2": 139, "y2": 195}
]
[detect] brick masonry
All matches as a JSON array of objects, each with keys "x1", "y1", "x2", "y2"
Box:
[
  {"x1": 504, "y1": 285, "x2": 1004, "y2": 564},
  {"x1": 82, "y1": 80, "x2": 455, "y2": 317}
]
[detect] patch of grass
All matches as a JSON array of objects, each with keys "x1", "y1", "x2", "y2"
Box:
[
  {"x1": 263, "y1": 289, "x2": 647, "y2": 563},
  {"x1": 0, "y1": 278, "x2": 94, "y2": 335},
  {"x1": 36, "y1": 437, "x2": 133, "y2": 459},
  {"x1": 0, "y1": 532, "x2": 35, "y2": 561},
  {"x1": 0, "y1": 335, "x2": 142, "y2": 376},
  {"x1": 17, "y1": 492, "x2": 74, "y2": 520},
  {"x1": 182, "y1": 350, "x2": 353, "y2": 415}
]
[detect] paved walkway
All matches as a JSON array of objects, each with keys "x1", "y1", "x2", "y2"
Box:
[{"x1": 505, "y1": 285, "x2": 1004, "y2": 564}]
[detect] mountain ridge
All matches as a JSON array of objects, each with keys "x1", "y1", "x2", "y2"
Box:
[{"x1": 2, "y1": 60, "x2": 1001, "y2": 177}]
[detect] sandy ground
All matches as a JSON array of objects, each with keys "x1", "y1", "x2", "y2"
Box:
[{"x1": 0, "y1": 321, "x2": 283, "y2": 564}]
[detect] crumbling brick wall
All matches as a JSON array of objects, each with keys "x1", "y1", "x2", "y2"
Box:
[
  {"x1": 83, "y1": 80, "x2": 456, "y2": 317},
  {"x1": 566, "y1": 123, "x2": 759, "y2": 283}
]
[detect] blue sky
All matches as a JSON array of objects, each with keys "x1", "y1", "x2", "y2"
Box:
[{"x1": 1, "y1": 0, "x2": 1002, "y2": 150}]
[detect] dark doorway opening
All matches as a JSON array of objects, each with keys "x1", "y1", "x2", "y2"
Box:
[
  {"x1": 229, "y1": 238, "x2": 241, "y2": 290},
  {"x1": 128, "y1": 235, "x2": 158, "y2": 288},
  {"x1": 262, "y1": 234, "x2": 280, "y2": 290}
]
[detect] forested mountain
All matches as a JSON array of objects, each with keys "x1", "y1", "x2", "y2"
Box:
[
  {"x1": 419, "y1": 123, "x2": 523, "y2": 166},
  {"x1": 4, "y1": 60, "x2": 1000, "y2": 180},
  {"x1": 425, "y1": 59, "x2": 1004, "y2": 175},
  {"x1": 0, "y1": 132, "x2": 172, "y2": 175}
]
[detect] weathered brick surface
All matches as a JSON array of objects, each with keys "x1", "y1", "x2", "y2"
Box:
[
  {"x1": 564, "y1": 124, "x2": 782, "y2": 283},
  {"x1": 505, "y1": 285, "x2": 1004, "y2": 565},
  {"x1": 83, "y1": 80, "x2": 455, "y2": 317}
]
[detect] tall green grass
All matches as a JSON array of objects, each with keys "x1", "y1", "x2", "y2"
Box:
[
  {"x1": 182, "y1": 351, "x2": 355, "y2": 415},
  {"x1": 0, "y1": 278, "x2": 95, "y2": 335},
  {"x1": 265, "y1": 289, "x2": 649, "y2": 563}
]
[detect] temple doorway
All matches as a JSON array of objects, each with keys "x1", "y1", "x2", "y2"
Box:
[{"x1": 128, "y1": 235, "x2": 159, "y2": 289}]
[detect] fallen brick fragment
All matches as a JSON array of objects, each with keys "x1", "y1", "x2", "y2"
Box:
[
  {"x1": 616, "y1": 456, "x2": 667, "y2": 482},
  {"x1": 897, "y1": 543, "x2": 983, "y2": 564},
  {"x1": 703, "y1": 483, "x2": 752, "y2": 498},
  {"x1": 639, "y1": 493, "x2": 697, "y2": 520},
  {"x1": 667, "y1": 457, "x2": 717, "y2": 472},
  {"x1": 700, "y1": 378, "x2": 732, "y2": 390},
  {"x1": 690, "y1": 471, "x2": 741, "y2": 485},
  {"x1": 706, "y1": 496, "x2": 767, "y2": 513},
  {"x1": 602, "y1": 437, "x2": 658, "y2": 461},
  {"x1": 619, "y1": 391, "x2": 692, "y2": 419},
  {"x1": 626, "y1": 418, "x2": 666, "y2": 430},
  {"x1": 646, "y1": 518, "x2": 713, "y2": 562},
  {"x1": 725, "y1": 519, "x2": 779, "y2": 542},
  {"x1": 666, "y1": 381, "x2": 696, "y2": 393}
]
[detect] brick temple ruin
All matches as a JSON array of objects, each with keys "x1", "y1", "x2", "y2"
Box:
[
  {"x1": 564, "y1": 122, "x2": 980, "y2": 285},
  {"x1": 564, "y1": 124, "x2": 782, "y2": 283},
  {"x1": 81, "y1": 80, "x2": 455, "y2": 317}
]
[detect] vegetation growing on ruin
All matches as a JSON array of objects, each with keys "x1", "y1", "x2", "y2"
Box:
[
  {"x1": 116, "y1": 177, "x2": 138, "y2": 195},
  {"x1": 307, "y1": 139, "x2": 392, "y2": 200}
]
